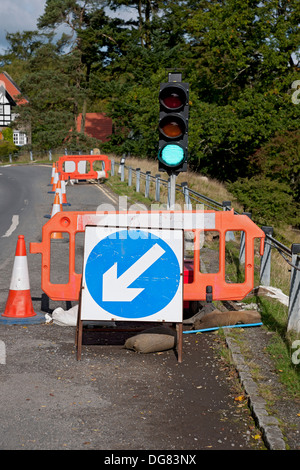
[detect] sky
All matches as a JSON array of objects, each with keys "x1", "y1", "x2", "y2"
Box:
[{"x1": 0, "y1": 0, "x2": 47, "y2": 54}]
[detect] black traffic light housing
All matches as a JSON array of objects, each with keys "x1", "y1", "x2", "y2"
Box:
[{"x1": 158, "y1": 72, "x2": 189, "y2": 174}]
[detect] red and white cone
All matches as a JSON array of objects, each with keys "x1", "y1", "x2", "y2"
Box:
[
  {"x1": 50, "y1": 167, "x2": 59, "y2": 193},
  {"x1": 1, "y1": 235, "x2": 44, "y2": 323},
  {"x1": 55, "y1": 179, "x2": 63, "y2": 211},
  {"x1": 50, "y1": 162, "x2": 56, "y2": 185},
  {"x1": 50, "y1": 193, "x2": 64, "y2": 240},
  {"x1": 61, "y1": 178, "x2": 70, "y2": 206}
]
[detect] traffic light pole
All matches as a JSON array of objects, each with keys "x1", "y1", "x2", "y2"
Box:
[
  {"x1": 168, "y1": 173, "x2": 177, "y2": 210},
  {"x1": 168, "y1": 173, "x2": 177, "y2": 209}
]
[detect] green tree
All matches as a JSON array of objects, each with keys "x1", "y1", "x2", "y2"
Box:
[
  {"x1": 227, "y1": 176, "x2": 300, "y2": 228},
  {"x1": 93, "y1": 0, "x2": 188, "y2": 155},
  {"x1": 0, "y1": 30, "x2": 55, "y2": 83},
  {"x1": 105, "y1": 0, "x2": 161, "y2": 49},
  {"x1": 184, "y1": 0, "x2": 300, "y2": 180},
  {"x1": 249, "y1": 130, "x2": 300, "y2": 200},
  {"x1": 4, "y1": 1, "x2": 113, "y2": 150},
  {"x1": 37, "y1": 0, "x2": 114, "y2": 133},
  {"x1": 13, "y1": 43, "x2": 89, "y2": 150},
  {"x1": 1, "y1": 31, "x2": 53, "y2": 62}
]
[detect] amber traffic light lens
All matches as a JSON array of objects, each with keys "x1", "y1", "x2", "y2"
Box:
[
  {"x1": 159, "y1": 116, "x2": 185, "y2": 139},
  {"x1": 161, "y1": 121, "x2": 182, "y2": 138}
]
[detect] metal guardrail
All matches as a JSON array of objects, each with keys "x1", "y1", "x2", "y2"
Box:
[{"x1": 111, "y1": 158, "x2": 300, "y2": 332}]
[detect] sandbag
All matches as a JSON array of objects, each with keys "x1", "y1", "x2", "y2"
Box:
[
  {"x1": 193, "y1": 309, "x2": 261, "y2": 330},
  {"x1": 51, "y1": 305, "x2": 116, "y2": 327},
  {"x1": 52, "y1": 305, "x2": 78, "y2": 326},
  {"x1": 124, "y1": 326, "x2": 176, "y2": 354}
]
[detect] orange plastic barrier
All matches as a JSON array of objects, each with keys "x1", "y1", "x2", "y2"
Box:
[
  {"x1": 57, "y1": 154, "x2": 111, "y2": 181},
  {"x1": 30, "y1": 210, "x2": 265, "y2": 302},
  {"x1": 183, "y1": 210, "x2": 265, "y2": 301}
]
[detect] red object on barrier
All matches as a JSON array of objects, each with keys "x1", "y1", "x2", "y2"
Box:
[
  {"x1": 30, "y1": 210, "x2": 265, "y2": 303},
  {"x1": 57, "y1": 154, "x2": 111, "y2": 181},
  {"x1": 2, "y1": 235, "x2": 37, "y2": 319},
  {"x1": 183, "y1": 260, "x2": 194, "y2": 309}
]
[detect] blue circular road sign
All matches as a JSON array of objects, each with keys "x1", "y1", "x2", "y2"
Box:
[{"x1": 84, "y1": 229, "x2": 181, "y2": 319}]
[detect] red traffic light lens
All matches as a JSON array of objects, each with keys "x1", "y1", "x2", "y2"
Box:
[
  {"x1": 159, "y1": 115, "x2": 185, "y2": 139},
  {"x1": 162, "y1": 93, "x2": 182, "y2": 109},
  {"x1": 159, "y1": 85, "x2": 187, "y2": 111}
]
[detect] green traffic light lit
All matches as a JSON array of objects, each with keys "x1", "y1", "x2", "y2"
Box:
[{"x1": 160, "y1": 144, "x2": 185, "y2": 166}]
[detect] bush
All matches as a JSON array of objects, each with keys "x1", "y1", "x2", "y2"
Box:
[
  {"x1": 0, "y1": 140, "x2": 18, "y2": 159},
  {"x1": 227, "y1": 176, "x2": 300, "y2": 228},
  {"x1": 2, "y1": 127, "x2": 14, "y2": 143},
  {"x1": 249, "y1": 130, "x2": 300, "y2": 202}
]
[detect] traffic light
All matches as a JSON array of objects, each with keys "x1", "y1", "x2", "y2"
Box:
[{"x1": 158, "y1": 74, "x2": 189, "y2": 174}]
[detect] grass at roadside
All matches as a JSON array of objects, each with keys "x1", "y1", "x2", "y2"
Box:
[
  {"x1": 0, "y1": 151, "x2": 59, "y2": 167},
  {"x1": 108, "y1": 154, "x2": 244, "y2": 211},
  {"x1": 105, "y1": 173, "x2": 157, "y2": 208},
  {"x1": 223, "y1": 237, "x2": 300, "y2": 399},
  {"x1": 251, "y1": 229, "x2": 300, "y2": 400},
  {"x1": 249, "y1": 295, "x2": 300, "y2": 398}
]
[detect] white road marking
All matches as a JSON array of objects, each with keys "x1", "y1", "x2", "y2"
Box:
[
  {"x1": 0, "y1": 341, "x2": 6, "y2": 365},
  {"x1": 2, "y1": 214, "x2": 19, "y2": 238}
]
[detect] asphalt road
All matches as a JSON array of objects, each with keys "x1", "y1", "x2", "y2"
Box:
[
  {"x1": 0, "y1": 164, "x2": 264, "y2": 453},
  {"x1": 0, "y1": 164, "x2": 118, "y2": 310}
]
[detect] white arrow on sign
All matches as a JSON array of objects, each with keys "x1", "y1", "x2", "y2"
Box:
[{"x1": 102, "y1": 243, "x2": 165, "y2": 302}]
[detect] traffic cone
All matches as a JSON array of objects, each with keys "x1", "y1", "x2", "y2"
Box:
[
  {"x1": 61, "y1": 178, "x2": 70, "y2": 206},
  {"x1": 49, "y1": 166, "x2": 59, "y2": 193},
  {"x1": 0, "y1": 235, "x2": 44, "y2": 324},
  {"x1": 55, "y1": 179, "x2": 63, "y2": 211},
  {"x1": 50, "y1": 193, "x2": 63, "y2": 240},
  {"x1": 44, "y1": 185, "x2": 63, "y2": 219},
  {"x1": 49, "y1": 162, "x2": 56, "y2": 185}
]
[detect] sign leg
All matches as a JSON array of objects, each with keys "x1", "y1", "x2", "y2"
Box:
[
  {"x1": 76, "y1": 289, "x2": 83, "y2": 360},
  {"x1": 76, "y1": 319, "x2": 83, "y2": 361},
  {"x1": 176, "y1": 322, "x2": 183, "y2": 363}
]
